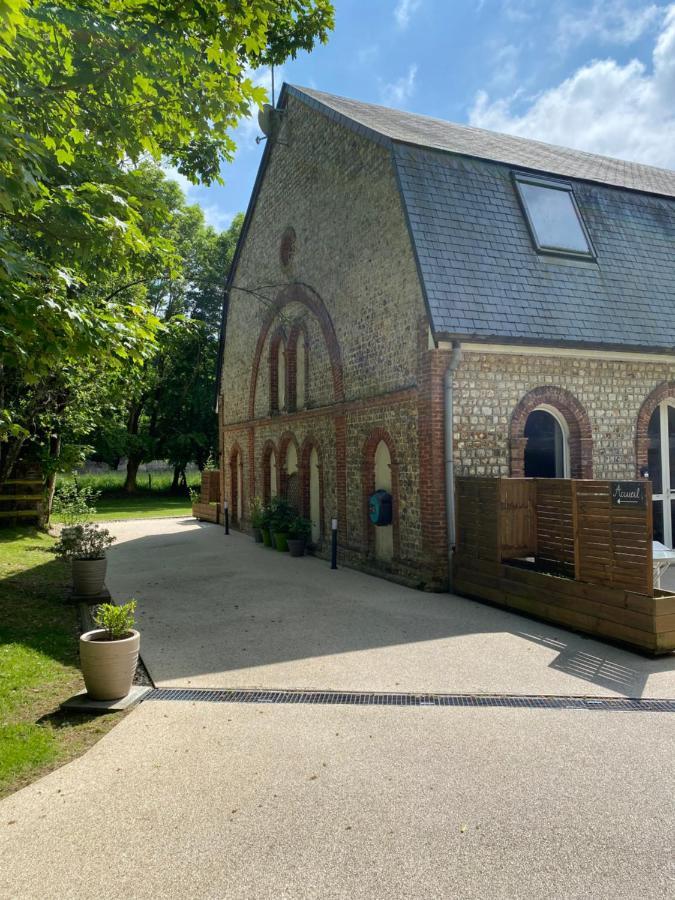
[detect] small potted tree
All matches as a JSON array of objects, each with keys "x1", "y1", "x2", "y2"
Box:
[
  {"x1": 269, "y1": 496, "x2": 294, "y2": 552},
  {"x1": 250, "y1": 496, "x2": 265, "y2": 543},
  {"x1": 287, "y1": 516, "x2": 312, "y2": 557},
  {"x1": 54, "y1": 523, "x2": 116, "y2": 597},
  {"x1": 260, "y1": 503, "x2": 273, "y2": 547},
  {"x1": 80, "y1": 601, "x2": 139, "y2": 700}
]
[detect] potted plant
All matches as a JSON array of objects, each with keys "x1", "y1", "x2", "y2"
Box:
[
  {"x1": 269, "y1": 496, "x2": 295, "y2": 552},
  {"x1": 54, "y1": 523, "x2": 116, "y2": 597},
  {"x1": 259, "y1": 502, "x2": 273, "y2": 546},
  {"x1": 250, "y1": 496, "x2": 265, "y2": 543},
  {"x1": 80, "y1": 601, "x2": 139, "y2": 700},
  {"x1": 287, "y1": 516, "x2": 312, "y2": 557}
]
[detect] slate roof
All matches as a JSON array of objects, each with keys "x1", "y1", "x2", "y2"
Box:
[{"x1": 288, "y1": 85, "x2": 675, "y2": 352}]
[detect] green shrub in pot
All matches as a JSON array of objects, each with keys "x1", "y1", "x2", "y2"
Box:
[
  {"x1": 269, "y1": 496, "x2": 295, "y2": 551},
  {"x1": 80, "y1": 601, "x2": 140, "y2": 700},
  {"x1": 250, "y1": 496, "x2": 265, "y2": 543},
  {"x1": 53, "y1": 523, "x2": 116, "y2": 597},
  {"x1": 287, "y1": 516, "x2": 312, "y2": 557}
]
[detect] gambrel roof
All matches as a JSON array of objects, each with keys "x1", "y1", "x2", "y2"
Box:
[{"x1": 287, "y1": 85, "x2": 675, "y2": 353}]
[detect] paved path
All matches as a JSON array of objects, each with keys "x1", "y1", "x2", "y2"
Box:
[
  {"x1": 1, "y1": 699, "x2": 673, "y2": 899},
  {"x1": 107, "y1": 518, "x2": 675, "y2": 698},
  {"x1": 2, "y1": 518, "x2": 674, "y2": 899}
]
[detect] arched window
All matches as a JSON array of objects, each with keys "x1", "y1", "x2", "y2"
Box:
[
  {"x1": 229, "y1": 445, "x2": 244, "y2": 523},
  {"x1": 296, "y1": 336, "x2": 306, "y2": 410},
  {"x1": 262, "y1": 442, "x2": 278, "y2": 503},
  {"x1": 286, "y1": 322, "x2": 309, "y2": 413},
  {"x1": 523, "y1": 405, "x2": 570, "y2": 478},
  {"x1": 269, "y1": 331, "x2": 287, "y2": 415},
  {"x1": 300, "y1": 438, "x2": 323, "y2": 545},
  {"x1": 284, "y1": 440, "x2": 299, "y2": 510},
  {"x1": 636, "y1": 384, "x2": 675, "y2": 548},
  {"x1": 362, "y1": 429, "x2": 400, "y2": 564},
  {"x1": 509, "y1": 386, "x2": 592, "y2": 479}
]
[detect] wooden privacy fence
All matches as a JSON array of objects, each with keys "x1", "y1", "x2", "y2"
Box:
[
  {"x1": 454, "y1": 477, "x2": 674, "y2": 655},
  {"x1": 0, "y1": 474, "x2": 45, "y2": 527},
  {"x1": 192, "y1": 470, "x2": 221, "y2": 524}
]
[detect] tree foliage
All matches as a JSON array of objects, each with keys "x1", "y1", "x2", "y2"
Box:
[{"x1": 0, "y1": 0, "x2": 333, "y2": 482}]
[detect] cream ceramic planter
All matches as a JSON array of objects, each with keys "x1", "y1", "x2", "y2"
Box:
[
  {"x1": 72, "y1": 557, "x2": 107, "y2": 597},
  {"x1": 79, "y1": 629, "x2": 140, "y2": 700}
]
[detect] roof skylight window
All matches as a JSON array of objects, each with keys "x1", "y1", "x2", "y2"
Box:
[{"x1": 514, "y1": 175, "x2": 595, "y2": 259}]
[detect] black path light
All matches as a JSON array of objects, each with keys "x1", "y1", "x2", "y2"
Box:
[
  {"x1": 331, "y1": 517, "x2": 338, "y2": 570},
  {"x1": 223, "y1": 500, "x2": 229, "y2": 535}
]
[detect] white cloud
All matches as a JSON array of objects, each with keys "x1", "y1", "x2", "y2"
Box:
[
  {"x1": 161, "y1": 163, "x2": 194, "y2": 196},
  {"x1": 394, "y1": 0, "x2": 421, "y2": 30},
  {"x1": 379, "y1": 64, "x2": 418, "y2": 107},
  {"x1": 470, "y1": 4, "x2": 675, "y2": 169},
  {"x1": 201, "y1": 205, "x2": 236, "y2": 231},
  {"x1": 556, "y1": 1, "x2": 663, "y2": 51}
]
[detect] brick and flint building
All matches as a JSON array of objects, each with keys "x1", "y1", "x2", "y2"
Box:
[{"x1": 216, "y1": 85, "x2": 675, "y2": 589}]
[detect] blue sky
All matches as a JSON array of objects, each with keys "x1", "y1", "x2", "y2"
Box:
[{"x1": 170, "y1": 0, "x2": 675, "y2": 231}]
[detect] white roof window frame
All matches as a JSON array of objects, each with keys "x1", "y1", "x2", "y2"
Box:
[{"x1": 512, "y1": 172, "x2": 597, "y2": 261}]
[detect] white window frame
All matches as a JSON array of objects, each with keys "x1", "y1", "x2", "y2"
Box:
[
  {"x1": 531, "y1": 404, "x2": 571, "y2": 479},
  {"x1": 650, "y1": 399, "x2": 675, "y2": 548}
]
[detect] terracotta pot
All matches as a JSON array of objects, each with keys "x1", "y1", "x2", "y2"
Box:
[
  {"x1": 72, "y1": 557, "x2": 107, "y2": 597},
  {"x1": 261, "y1": 527, "x2": 272, "y2": 547},
  {"x1": 274, "y1": 531, "x2": 289, "y2": 552},
  {"x1": 287, "y1": 538, "x2": 306, "y2": 557},
  {"x1": 79, "y1": 629, "x2": 140, "y2": 700}
]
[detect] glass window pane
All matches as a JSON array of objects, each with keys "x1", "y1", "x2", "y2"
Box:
[
  {"x1": 519, "y1": 182, "x2": 590, "y2": 254},
  {"x1": 669, "y1": 406, "x2": 675, "y2": 492},
  {"x1": 648, "y1": 407, "x2": 662, "y2": 493},
  {"x1": 653, "y1": 500, "x2": 664, "y2": 543}
]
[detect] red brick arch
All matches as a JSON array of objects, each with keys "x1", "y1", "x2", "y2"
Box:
[
  {"x1": 510, "y1": 386, "x2": 593, "y2": 478},
  {"x1": 361, "y1": 428, "x2": 401, "y2": 560},
  {"x1": 249, "y1": 283, "x2": 344, "y2": 419},
  {"x1": 635, "y1": 382, "x2": 675, "y2": 475}
]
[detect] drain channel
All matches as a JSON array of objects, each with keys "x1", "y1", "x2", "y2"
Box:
[{"x1": 143, "y1": 688, "x2": 675, "y2": 713}]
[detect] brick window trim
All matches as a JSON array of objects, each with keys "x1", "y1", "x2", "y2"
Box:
[
  {"x1": 636, "y1": 381, "x2": 675, "y2": 475},
  {"x1": 509, "y1": 386, "x2": 593, "y2": 479},
  {"x1": 361, "y1": 428, "x2": 401, "y2": 561},
  {"x1": 249, "y1": 283, "x2": 345, "y2": 420}
]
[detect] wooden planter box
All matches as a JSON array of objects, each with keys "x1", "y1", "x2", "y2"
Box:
[
  {"x1": 454, "y1": 477, "x2": 675, "y2": 655},
  {"x1": 192, "y1": 501, "x2": 220, "y2": 524}
]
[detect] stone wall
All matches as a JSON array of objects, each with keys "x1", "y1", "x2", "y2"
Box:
[{"x1": 453, "y1": 350, "x2": 675, "y2": 479}]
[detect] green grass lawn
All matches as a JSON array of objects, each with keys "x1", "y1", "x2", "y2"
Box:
[
  {"x1": 53, "y1": 470, "x2": 202, "y2": 522},
  {"x1": 0, "y1": 529, "x2": 120, "y2": 799}
]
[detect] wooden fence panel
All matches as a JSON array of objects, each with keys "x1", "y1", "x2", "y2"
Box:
[
  {"x1": 573, "y1": 481, "x2": 653, "y2": 595},
  {"x1": 0, "y1": 476, "x2": 45, "y2": 526},
  {"x1": 455, "y1": 478, "x2": 500, "y2": 565},
  {"x1": 201, "y1": 470, "x2": 221, "y2": 504},
  {"x1": 534, "y1": 479, "x2": 575, "y2": 572},
  {"x1": 499, "y1": 479, "x2": 536, "y2": 560}
]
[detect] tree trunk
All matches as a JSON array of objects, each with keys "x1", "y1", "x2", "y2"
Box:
[
  {"x1": 124, "y1": 456, "x2": 141, "y2": 493},
  {"x1": 170, "y1": 465, "x2": 181, "y2": 494},
  {"x1": 45, "y1": 433, "x2": 61, "y2": 520}
]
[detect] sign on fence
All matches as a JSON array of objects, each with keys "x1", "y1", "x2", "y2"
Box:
[{"x1": 610, "y1": 481, "x2": 647, "y2": 508}]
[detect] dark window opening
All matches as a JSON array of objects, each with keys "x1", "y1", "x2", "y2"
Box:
[{"x1": 524, "y1": 409, "x2": 566, "y2": 478}]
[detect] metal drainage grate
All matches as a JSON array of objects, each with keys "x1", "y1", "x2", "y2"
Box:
[{"x1": 143, "y1": 688, "x2": 675, "y2": 713}]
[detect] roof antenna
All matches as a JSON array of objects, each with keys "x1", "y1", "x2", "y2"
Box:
[{"x1": 256, "y1": 65, "x2": 286, "y2": 145}]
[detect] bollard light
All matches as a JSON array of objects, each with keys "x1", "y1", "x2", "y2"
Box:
[
  {"x1": 223, "y1": 500, "x2": 229, "y2": 535},
  {"x1": 331, "y1": 517, "x2": 338, "y2": 570}
]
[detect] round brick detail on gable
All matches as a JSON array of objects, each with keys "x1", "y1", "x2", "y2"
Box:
[
  {"x1": 280, "y1": 226, "x2": 296, "y2": 270},
  {"x1": 509, "y1": 386, "x2": 593, "y2": 478}
]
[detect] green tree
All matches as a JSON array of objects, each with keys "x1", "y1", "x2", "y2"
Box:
[{"x1": 0, "y1": 0, "x2": 333, "y2": 482}]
